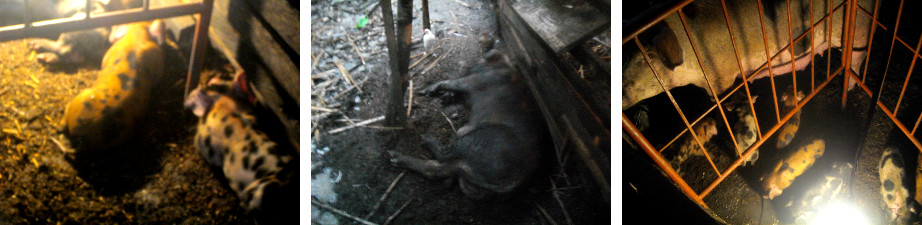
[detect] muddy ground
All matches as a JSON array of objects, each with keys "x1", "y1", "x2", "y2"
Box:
[
  {"x1": 0, "y1": 37, "x2": 259, "y2": 223},
  {"x1": 310, "y1": 0, "x2": 610, "y2": 224}
]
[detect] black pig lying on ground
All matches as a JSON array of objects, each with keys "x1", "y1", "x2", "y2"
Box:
[{"x1": 386, "y1": 49, "x2": 549, "y2": 199}]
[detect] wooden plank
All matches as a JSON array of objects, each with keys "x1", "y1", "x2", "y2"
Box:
[
  {"x1": 510, "y1": 0, "x2": 609, "y2": 54},
  {"x1": 210, "y1": 0, "x2": 299, "y2": 104},
  {"x1": 209, "y1": 0, "x2": 300, "y2": 148},
  {"x1": 497, "y1": 0, "x2": 610, "y2": 197},
  {"x1": 239, "y1": 0, "x2": 299, "y2": 56}
]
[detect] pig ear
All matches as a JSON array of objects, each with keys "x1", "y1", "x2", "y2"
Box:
[
  {"x1": 751, "y1": 95, "x2": 759, "y2": 103},
  {"x1": 149, "y1": 19, "x2": 166, "y2": 45},
  {"x1": 184, "y1": 89, "x2": 211, "y2": 117},
  {"x1": 653, "y1": 25, "x2": 683, "y2": 69}
]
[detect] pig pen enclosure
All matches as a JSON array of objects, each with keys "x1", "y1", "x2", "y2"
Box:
[
  {"x1": 311, "y1": 0, "x2": 610, "y2": 224},
  {"x1": 0, "y1": 0, "x2": 300, "y2": 223},
  {"x1": 624, "y1": 0, "x2": 922, "y2": 224}
]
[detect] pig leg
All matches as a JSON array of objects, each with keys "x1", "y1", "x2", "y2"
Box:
[
  {"x1": 27, "y1": 39, "x2": 70, "y2": 64},
  {"x1": 385, "y1": 150, "x2": 464, "y2": 180},
  {"x1": 420, "y1": 134, "x2": 461, "y2": 161}
]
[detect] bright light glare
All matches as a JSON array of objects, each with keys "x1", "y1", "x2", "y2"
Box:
[{"x1": 811, "y1": 201, "x2": 870, "y2": 225}]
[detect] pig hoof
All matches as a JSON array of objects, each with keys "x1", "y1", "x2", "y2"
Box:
[
  {"x1": 36, "y1": 53, "x2": 60, "y2": 64},
  {"x1": 384, "y1": 151, "x2": 403, "y2": 165},
  {"x1": 420, "y1": 84, "x2": 441, "y2": 97}
]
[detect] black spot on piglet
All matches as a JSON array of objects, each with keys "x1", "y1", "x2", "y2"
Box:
[
  {"x1": 888, "y1": 194, "x2": 894, "y2": 201},
  {"x1": 117, "y1": 73, "x2": 133, "y2": 90},
  {"x1": 225, "y1": 125, "x2": 234, "y2": 137},
  {"x1": 885, "y1": 180, "x2": 894, "y2": 191},
  {"x1": 252, "y1": 156, "x2": 264, "y2": 170}
]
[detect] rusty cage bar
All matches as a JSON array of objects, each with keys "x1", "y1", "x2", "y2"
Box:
[
  {"x1": 623, "y1": 0, "x2": 922, "y2": 216},
  {"x1": 0, "y1": 0, "x2": 215, "y2": 99}
]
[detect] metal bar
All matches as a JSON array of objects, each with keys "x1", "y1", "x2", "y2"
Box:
[
  {"x1": 183, "y1": 0, "x2": 213, "y2": 98},
  {"x1": 622, "y1": 0, "x2": 695, "y2": 45},
  {"x1": 756, "y1": 0, "x2": 782, "y2": 124},
  {"x1": 742, "y1": 5, "x2": 842, "y2": 83},
  {"x1": 144, "y1": 0, "x2": 151, "y2": 11},
  {"x1": 892, "y1": 33, "x2": 922, "y2": 116},
  {"x1": 810, "y1": 0, "x2": 816, "y2": 92},
  {"x1": 912, "y1": 111, "x2": 922, "y2": 135},
  {"x1": 861, "y1": 0, "x2": 881, "y2": 84},
  {"x1": 827, "y1": 0, "x2": 833, "y2": 80},
  {"x1": 677, "y1": 9, "x2": 732, "y2": 171},
  {"x1": 876, "y1": 0, "x2": 906, "y2": 113},
  {"x1": 700, "y1": 65, "x2": 844, "y2": 199},
  {"x1": 847, "y1": 70, "x2": 874, "y2": 96},
  {"x1": 23, "y1": 0, "x2": 31, "y2": 29},
  {"x1": 878, "y1": 102, "x2": 922, "y2": 153},
  {"x1": 658, "y1": 104, "x2": 719, "y2": 153},
  {"x1": 623, "y1": 113, "x2": 709, "y2": 209},
  {"x1": 841, "y1": 0, "x2": 858, "y2": 108},
  {"x1": 634, "y1": 37, "x2": 721, "y2": 176},
  {"x1": 857, "y1": 3, "x2": 888, "y2": 32},
  {"x1": 787, "y1": 0, "x2": 797, "y2": 95},
  {"x1": 562, "y1": 116, "x2": 609, "y2": 204},
  {"x1": 86, "y1": 0, "x2": 92, "y2": 19},
  {"x1": 719, "y1": 0, "x2": 762, "y2": 154},
  {"x1": 0, "y1": 2, "x2": 209, "y2": 42},
  {"x1": 422, "y1": 0, "x2": 430, "y2": 30}
]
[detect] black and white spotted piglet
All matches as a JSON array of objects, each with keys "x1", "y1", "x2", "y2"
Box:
[
  {"x1": 880, "y1": 147, "x2": 912, "y2": 223},
  {"x1": 184, "y1": 74, "x2": 297, "y2": 223}
]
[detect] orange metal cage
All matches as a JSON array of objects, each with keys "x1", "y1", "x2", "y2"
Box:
[
  {"x1": 622, "y1": 0, "x2": 922, "y2": 213},
  {"x1": 0, "y1": 0, "x2": 214, "y2": 99}
]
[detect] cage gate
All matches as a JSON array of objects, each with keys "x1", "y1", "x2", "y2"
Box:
[
  {"x1": 0, "y1": 0, "x2": 214, "y2": 99},
  {"x1": 623, "y1": 0, "x2": 922, "y2": 220}
]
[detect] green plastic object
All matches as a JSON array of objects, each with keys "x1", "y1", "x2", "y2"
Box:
[{"x1": 356, "y1": 17, "x2": 369, "y2": 29}]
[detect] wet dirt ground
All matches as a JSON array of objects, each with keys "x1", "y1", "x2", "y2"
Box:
[
  {"x1": 310, "y1": 0, "x2": 609, "y2": 224},
  {"x1": 0, "y1": 38, "x2": 256, "y2": 223}
]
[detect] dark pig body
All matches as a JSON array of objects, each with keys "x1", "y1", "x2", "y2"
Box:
[
  {"x1": 623, "y1": 0, "x2": 872, "y2": 110},
  {"x1": 387, "y1": 50, "x2": 548, "y2": 199}
]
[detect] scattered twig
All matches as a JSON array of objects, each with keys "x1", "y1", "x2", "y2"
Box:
[
  {"x1": 0, "y1": 87, "x2": 8, "y2": 97},
  {"x1": 364, "y1": 126, "x2": 405, "y2": 130},
  {"x1": 544, "y1": 186, "x2": 585, "y2": 192},
  {"x1": 328, "y1": 116, "x2": 386, "y2": 134},
  {"x1": 410, "y1": 52, "x2": 425, "y2": 59},
  {"x1": 333, "y1": 77, "x2": 369, "y2": 101},
  {"x1": 534, "y1": 202, "x2": 560, "y2": 225},
  {"x1": 347, "y1": 35, "x2": 367, "y2": 65},
  {"x1": 334, "y1": 60, "x2": 362, "y2": 93},
  {"x1": 452, "y1": 0, "x2": 470, "y2": 8},
  {"x1": 50, "y1": 137, "x2": 73, "y2": 154},
  {"x1": 439, "y1": 111, "x2": 456, "y2": 132},
  {"x1": 421, "y1": 47, "x2": 454, "y2": 75},
  {"x1": 311, "y1": 199, "x2": 378, "y2": 225},
  {"x1": 312, "y1": 49, "x2": 325, "y2": 70},
  {"x1": 311, "y1": 106, "x2": 336, "y2": 112},
  {"x1": 449, "y1": 11, "x2": 460, "y2": 31},
  {"x1": 409, "y1": 44, "x2": 443, "y2": 69},
  {"x1": 407, "y1": 80, "x2": 414, "y2": 117},
  {"x1": 591, "y1": 37, "x2": 610, "y2": 48},
  {"x1": 365, "y1": 171, "x2": 407, "y2": 219},
  {"x1": 383, "y1": 198, "x2": 416, "y2": 225},
  {"x1": 311, "y1": 76, "x2": 340, "y2": 96},
  {"x1": 549, "y1": 178, "x2": 574, "y2": 225}
]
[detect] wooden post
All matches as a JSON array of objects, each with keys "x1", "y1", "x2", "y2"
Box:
[
  {"x1": 422, "y1": 0, "x2": 430, "y2": 30},
  {"x1": 383, "y1": 0, "x2": 413, "y2": 126}
]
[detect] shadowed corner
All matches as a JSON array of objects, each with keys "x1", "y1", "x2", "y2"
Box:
[{"x1": 67, "y1": 135, "x2": 165, "y2": 196}]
